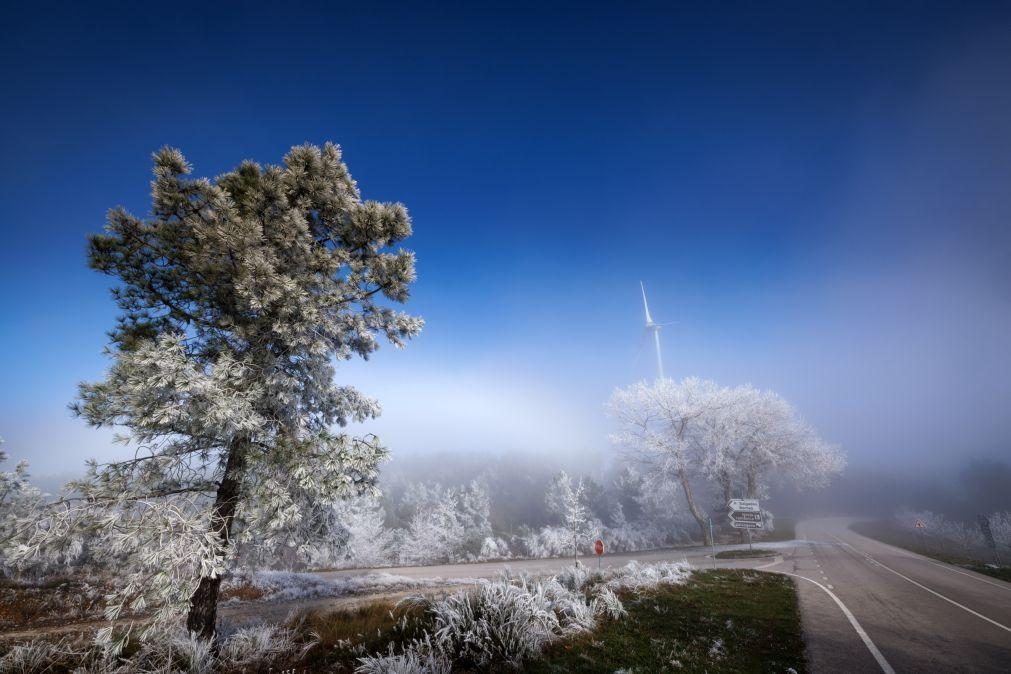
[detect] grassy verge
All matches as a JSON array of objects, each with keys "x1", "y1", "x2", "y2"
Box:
[
  {"x1": 714, "y1": 548, "x2": 776, "y2": 559},
  {"x1": 526, "y1": 570, "x2": 806, "y2": 673},
  {"x1": 850, "y1": 520, "x2": 1011, "y2": 583}
]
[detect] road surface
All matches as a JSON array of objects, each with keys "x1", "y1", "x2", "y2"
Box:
[{"x1": 764, "y1": 518, "x2": 1011, "y2": 673}]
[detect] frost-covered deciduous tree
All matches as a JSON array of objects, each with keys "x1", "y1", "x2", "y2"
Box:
[
  {"x1": 609, "y1": 378, "x2": 843, "y2": 545},
  {"x1": 9, "y1": 144, "x2": 421, "y2": 644},
  {"x1": 546, "y1": 471, "x2": 590, "y2": 563},
  {"x1": 701, "y1": 385, "x2": 844, "y2": 504},
  {"x1": 608, "y1": 378, "x2": 724, "y2": 545}
]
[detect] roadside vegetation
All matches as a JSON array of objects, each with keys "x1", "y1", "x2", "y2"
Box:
[
  {"x1": 528, "y1": 569, "x2": 805, "y2": 673},
  {"x1": 1, "y1": 563, "x2": 809, "y2": 673},
  {"x1": 851, "y1": 513, "x2": 1011, "y2": 582}
]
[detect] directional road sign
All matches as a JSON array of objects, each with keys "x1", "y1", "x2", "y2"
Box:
[
  {"x1": 728, "y1": 499, "x2": 760, "y2": 513},
  {"x1": 730, "y1": 510, "x2": 763, "y2": 523},
  {"x1": 730, "y1": 520, "x2": 764, "y2": 529}
]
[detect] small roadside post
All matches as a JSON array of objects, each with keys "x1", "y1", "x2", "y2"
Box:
[
  {"x1": 594, "y1": 538, "x2": 605, "y2": 570},
  {"x1": 978, "y1": 515, "x2": 1001, "y2": 566},
  {"x1": 914, "y1": 519, "x2": 927, "y2": 552},
  {"x1": 708, "y1": 516, "x2": 716, "y2": 569}
]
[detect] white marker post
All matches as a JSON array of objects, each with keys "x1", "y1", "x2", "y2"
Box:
[{"x1": 708, "y1": 516, "x2": 716, "y2": 569}]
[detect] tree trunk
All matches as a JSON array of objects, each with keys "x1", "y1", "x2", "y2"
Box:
[
  {"x1": 677, "y1": 469, "x2": 712, "y2": 546},
  {"x1": 186, "y1": 436, "x2": 248, "y2": 641},
  {"x1": 746, "y1": 471, "x2": 758, "y2": 499}
]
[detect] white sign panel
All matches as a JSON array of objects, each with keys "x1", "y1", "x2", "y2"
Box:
[
  {"x1": 730, "y1": 520, "x2": 764, "y2": 530},
  {"x1": 728, "y1": 499, "x2": 760, "y2": 513}
]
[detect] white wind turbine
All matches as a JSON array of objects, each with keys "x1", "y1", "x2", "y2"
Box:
[{"x1": 639, "y1": 281, "x2": 669, "y2": 381}]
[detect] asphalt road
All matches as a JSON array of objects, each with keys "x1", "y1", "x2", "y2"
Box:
[{"x1": 767, "y1": 517, "x2": 1011, "y2": 673}]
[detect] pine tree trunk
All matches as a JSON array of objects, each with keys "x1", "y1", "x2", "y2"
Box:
[
  {"x1": 186, "y1": 436, "x2": 248, "y2": 641},
  {"x1": 678, "y1": 468, "x2": 712, "y2": 546}
]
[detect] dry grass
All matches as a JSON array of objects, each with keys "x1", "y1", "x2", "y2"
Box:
[
  {"x1": 0, "y1": 576, "x2": 107, "y2": 631},
  {"x1": 218, "y1": 584, "x2": 266, "y2": 602},
  {"x1": 285, "y1": 600, "x2": 432, "y2": 672}
]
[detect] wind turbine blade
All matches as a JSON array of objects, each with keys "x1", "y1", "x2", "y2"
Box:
[{"x1": 640, "y1": 281, "x2": 654, "y2": 324}]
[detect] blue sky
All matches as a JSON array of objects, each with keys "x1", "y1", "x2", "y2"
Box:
[{"x1": 2, "y1": 2, "x2": 1010, "y2": 477}]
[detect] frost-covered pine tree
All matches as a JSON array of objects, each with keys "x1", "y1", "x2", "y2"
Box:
[
  {"x1": 546, "y1": 471, "x2": 589, "y2": 564},
  {"x1": 9, "y1": 144, "x2": 421, "y2": 644},
  {"x1": 0, "y1": 440, "x2": 44, "y2": 573}
]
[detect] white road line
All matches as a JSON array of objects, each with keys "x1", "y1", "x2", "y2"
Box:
[
  {"x1": 831, "y1": 536, "x2": 1011, "y2": 634},
  {"x1": 923, "y1": 559, "x2": 1011, "y2": 592},
  {"x1": 779, "y1": 570, "x2": 895, "y2": 674}
]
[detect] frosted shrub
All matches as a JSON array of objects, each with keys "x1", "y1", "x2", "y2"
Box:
[
  {"x1": 541, "y1": 579, "x2": 596, "y2": 633},
  {"x1": 428, "y1": 580, "x2": 561, "y2": 667},
  {"x1": 218, "y1": 624, "x2": 309, "y2": 669},
  {"x1": 591, "y1": 586, "x2": 627, "y2": 620},
  {"x1": 356, "y1": 641, "x2": 452, "y2": 674},
  {"x1": 0, "y1": 640, "x2": 82, "y2": 674},
  {"x1": 606, "y1": 560, "x2": 691, "y2": 592},
  {"x1": 478, "y1": 536, "x2": 511, "y2": 560},
  {"x1": 554, "y1": 561, "x2": 600, "y2": 591}
]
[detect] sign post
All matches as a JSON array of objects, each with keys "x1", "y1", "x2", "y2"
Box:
[
  {"x1": 594, "y1": 538, "x2": 604, "y2": 570},
  {"x1": 708, "y1": 516, "x2": 716, "y2": 569}
]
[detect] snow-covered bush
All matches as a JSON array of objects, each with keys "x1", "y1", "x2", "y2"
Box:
[
  {"x1": 605, "y1": 560, "x2": 692, "y2": 592},
  {"x1": 356, "y1": 640, "x2": 452, "y2": 674},
  {"x1": 358, "y1": 560, "x2": 689, "y2": 670},
  {"x1": 0, "y1": 639, "x2": 83, "y2": 674},
  {"x1": 0, "y1": 625, "x2": 308, "y2": 674},
  {"x1": 218, "y1": 624, "x2": 310, "y2": 669},
  {"x1": 591, "y1": 586, "x2": 627, "y2": 619},
  {"x1": 478, "y1": 536, "x2": 511, "y2": 560},
  {"x1": 427, "y1": 580, "x2": 562, "y2": 667}
]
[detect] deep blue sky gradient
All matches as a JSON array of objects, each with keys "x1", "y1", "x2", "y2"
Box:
[{"x1": 2, "y1": 2, "x2": 1010, "y2": 476}]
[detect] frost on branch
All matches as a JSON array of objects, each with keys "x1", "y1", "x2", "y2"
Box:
[{"x1": 8, "y1": 143, "x2": 422, "y2": 643}]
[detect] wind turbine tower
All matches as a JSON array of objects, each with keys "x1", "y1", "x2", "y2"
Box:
[{"x1": 640, "y1": 281, "x2": 665, "y2": 380}]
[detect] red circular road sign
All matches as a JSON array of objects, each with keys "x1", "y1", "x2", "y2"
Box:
[{"x1": 594, "y1": 539, "x2": 604, "y2": 556}]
